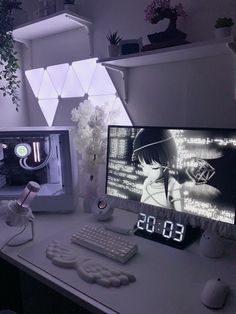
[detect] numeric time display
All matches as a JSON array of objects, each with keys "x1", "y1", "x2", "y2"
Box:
[{"x1": 137, "y1": 212, "x2": 185, "y2": 242}]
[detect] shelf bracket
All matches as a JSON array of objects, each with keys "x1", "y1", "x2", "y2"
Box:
[
  {"x1": 102, "y1": 64, "x2": 128, "y2": 103},
  {"x1": 13, "y1": 37, "x2": 33, "y2": 68},
  {"x1": 13, "y1": 37, "x2": 30, "y2": 49},
  {"x1": 65, "y1": 14, "x2": 93, "y2": 58}
]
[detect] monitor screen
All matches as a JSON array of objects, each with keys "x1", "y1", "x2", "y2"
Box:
[{"x1": 106, "y1": 126, "x2": 236, "y2": 225}]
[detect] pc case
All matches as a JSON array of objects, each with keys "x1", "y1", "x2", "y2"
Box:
[{"x1": 0, "y1": 127, "x2": 78, "y2": 213}]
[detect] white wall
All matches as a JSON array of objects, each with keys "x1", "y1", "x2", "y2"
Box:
[
  {"x1": 127, "y1": 54, "x2": 236, "y2": 127},
  {"x1": 77, "y1": 0, "x2": 236, "y2": 56},
  {"x1": 20, "y1": 0, "x2": 236, "y2": 127}
]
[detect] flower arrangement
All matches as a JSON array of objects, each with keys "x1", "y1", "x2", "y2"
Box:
[
  {"x1": 144, "y1": 0, "x2": 187, "y2": 24},
  {"x1": 71, "y1": 99, "x2": 119, "y2": 182}
]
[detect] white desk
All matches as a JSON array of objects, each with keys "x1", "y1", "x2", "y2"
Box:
[{"x1": 0, "y1": 208, "x2": 236, "y2": 314}]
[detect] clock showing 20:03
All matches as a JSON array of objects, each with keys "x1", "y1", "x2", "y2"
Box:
[{"x1": 134, "y1": 210, "x2": 200, "y2": 249}]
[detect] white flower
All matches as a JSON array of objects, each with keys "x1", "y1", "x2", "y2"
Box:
[{"x1": 71, "y1": 99, "x2": 113, "y2": 177}]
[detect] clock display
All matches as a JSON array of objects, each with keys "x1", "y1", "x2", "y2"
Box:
[{"x1": 135, "y1": 210, "x2": 200, "y2": 249}]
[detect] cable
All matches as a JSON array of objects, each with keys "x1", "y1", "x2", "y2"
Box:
[{"x1": 0, "y1": 224, "x2": 27, "y2": 250}]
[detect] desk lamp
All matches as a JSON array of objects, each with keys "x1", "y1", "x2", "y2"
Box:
[{"x1": 4, "y1": 181, "x2": 40, "y2": 247}]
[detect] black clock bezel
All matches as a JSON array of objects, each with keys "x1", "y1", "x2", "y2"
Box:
[{"x1": 134, "y1": 223, "x2": 201, "y2": 249}]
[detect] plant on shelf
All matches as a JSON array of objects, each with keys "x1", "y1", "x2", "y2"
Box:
[
  {"x1": 215, "y1": 17, "x2": 234, "y2": 29},
  {"x1": 214, "y1": 17, "x2": 234, "y2": 39},
  {"x1": 0, "y1": 0, "x2": 22, "y2": 111},
  {"x1": 106, "y1": 31, "x2": 122, "y2": 57},
  {"x1": 144, "y1": 0, "x2": 187, "y2": 47},
  {"x1": 106, "y1": 31, "x2": 122, "y2": 46}
]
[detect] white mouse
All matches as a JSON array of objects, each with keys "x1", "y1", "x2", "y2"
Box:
[{"x1": 201, "y1": 278, "x2": 229, "y2": 309}]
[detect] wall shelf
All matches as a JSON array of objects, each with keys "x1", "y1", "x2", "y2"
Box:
[
  {"x1": 98, "y1": 37, "x2": 234, "y2": 68},
  {"x1": 98, "y1": 37, "x2": 235, "y2": 103},
  {"x1": 13, "y1": 11, "x2": 93, "y2": 56}
]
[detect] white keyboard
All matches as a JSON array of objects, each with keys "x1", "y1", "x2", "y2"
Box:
[{"x1": 71, "y1": 224, "x2": 138, "y2": 263}]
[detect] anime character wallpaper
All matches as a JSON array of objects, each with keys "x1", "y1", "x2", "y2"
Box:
[{"x1": 106, "y1": 126, "x2": 236, "y2": 224}]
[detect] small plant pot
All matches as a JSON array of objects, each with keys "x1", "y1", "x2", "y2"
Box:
[
  {"x1": 108, "y1": 45, "x2": 120, "y2": 58},
  {"x1": 215, "y1": 27, "x2": 232, "y2": 39}
]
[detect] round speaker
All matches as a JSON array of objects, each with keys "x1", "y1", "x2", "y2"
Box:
[{"x1": 92, "y1": 196, "x2": 114, "y2": 221}]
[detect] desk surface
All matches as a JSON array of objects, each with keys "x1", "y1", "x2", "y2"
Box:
[{"x1": 0, "y1": 208, "x2": 236, "y2": 314}]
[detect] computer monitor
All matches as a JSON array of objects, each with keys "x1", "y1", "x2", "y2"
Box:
[
  {"x1": 106, "y1": 126, "x2": 236, "y2": 226},
  {"x1": 0, "y1": 127, "x2": 77, "y2": 213}
]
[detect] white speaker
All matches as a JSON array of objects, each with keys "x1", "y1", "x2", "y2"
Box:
[{"x1": 92, "y1": 196, "x2": 114, "y2": 221}]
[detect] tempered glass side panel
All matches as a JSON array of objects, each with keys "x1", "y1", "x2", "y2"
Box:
[{"x1": 0, "y1": 132, "x2": 65, "y2": 198}]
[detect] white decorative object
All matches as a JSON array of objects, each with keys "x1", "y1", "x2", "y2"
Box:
[
  {"x1": 199, "y1": 230, "x2": 224, "y2": 258},
  {"x1": 201, "y1": 278, "x2": 229, "y2": 309},
  {"x1": 215, "y1": 27, "x2": 232, "y2": 39},
  {"x1": 46, "y1": 240, "x2": 136, "y2": 287},
  {"x1": 214, "y1": 17, "x2": 234, "y2": 39}
]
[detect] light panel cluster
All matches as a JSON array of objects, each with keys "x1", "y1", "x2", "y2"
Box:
[{"x1": 25, "y1": 58, "x2": 130, "y2": 126}]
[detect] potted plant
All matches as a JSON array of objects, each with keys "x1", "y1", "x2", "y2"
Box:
[
  {"x1": 214, "y1": 17, "x2": 234, "y2": 39},
  {"x1": 106, "y1": 31, "x2": 122, "y2": 58},
  {"x1": 64, "y1": 0, "x2": 75, "y2": 11},
  {"x1": 144, "y1": 0, "x2": 187, "y2": 46},
  {"x1": 0, "y1": 0, "x2": 22, "y2": 111}
]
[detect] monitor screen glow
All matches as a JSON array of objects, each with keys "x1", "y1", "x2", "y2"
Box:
[{"x1": 106, "y1": 126, "x2": 236, "y2": 225}]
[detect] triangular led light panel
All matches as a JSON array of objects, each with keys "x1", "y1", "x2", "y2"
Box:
[
  {"x1": 25, "y1": 68, "x2": 45, "y2": 97},
  {"x1": 72, "y1": 58, "x2": 97, "y2": 93},
  {"x1": 38, "y1": 71, "x2": 58, "y2": 99},
  {"x1": 88, "y1": 63, "x2": 116, "y2": 96},
  {"x1": 47, "y1": 63, "x2": 69, "y2": 96},
  {"x1": 38, "y1": 99, "x2": 59, "y2": 126},
  {"x1": 112, "y1": 97, "x2": 132, "y2": 125},
  {"x1": 89, "y1": 94, "x2": 117, "y2": 107},
  {"x1": 61, "y1": 67, "x2": 85, "y2": 98}
]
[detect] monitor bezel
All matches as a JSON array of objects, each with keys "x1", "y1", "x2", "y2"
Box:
[{"x1": 105, "y1": 125, "x2": 236, "y2": 226}]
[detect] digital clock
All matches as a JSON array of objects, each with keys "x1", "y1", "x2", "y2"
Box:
[{"x1": 135, "y1": 210, "x2": 200, "y2": 249}]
